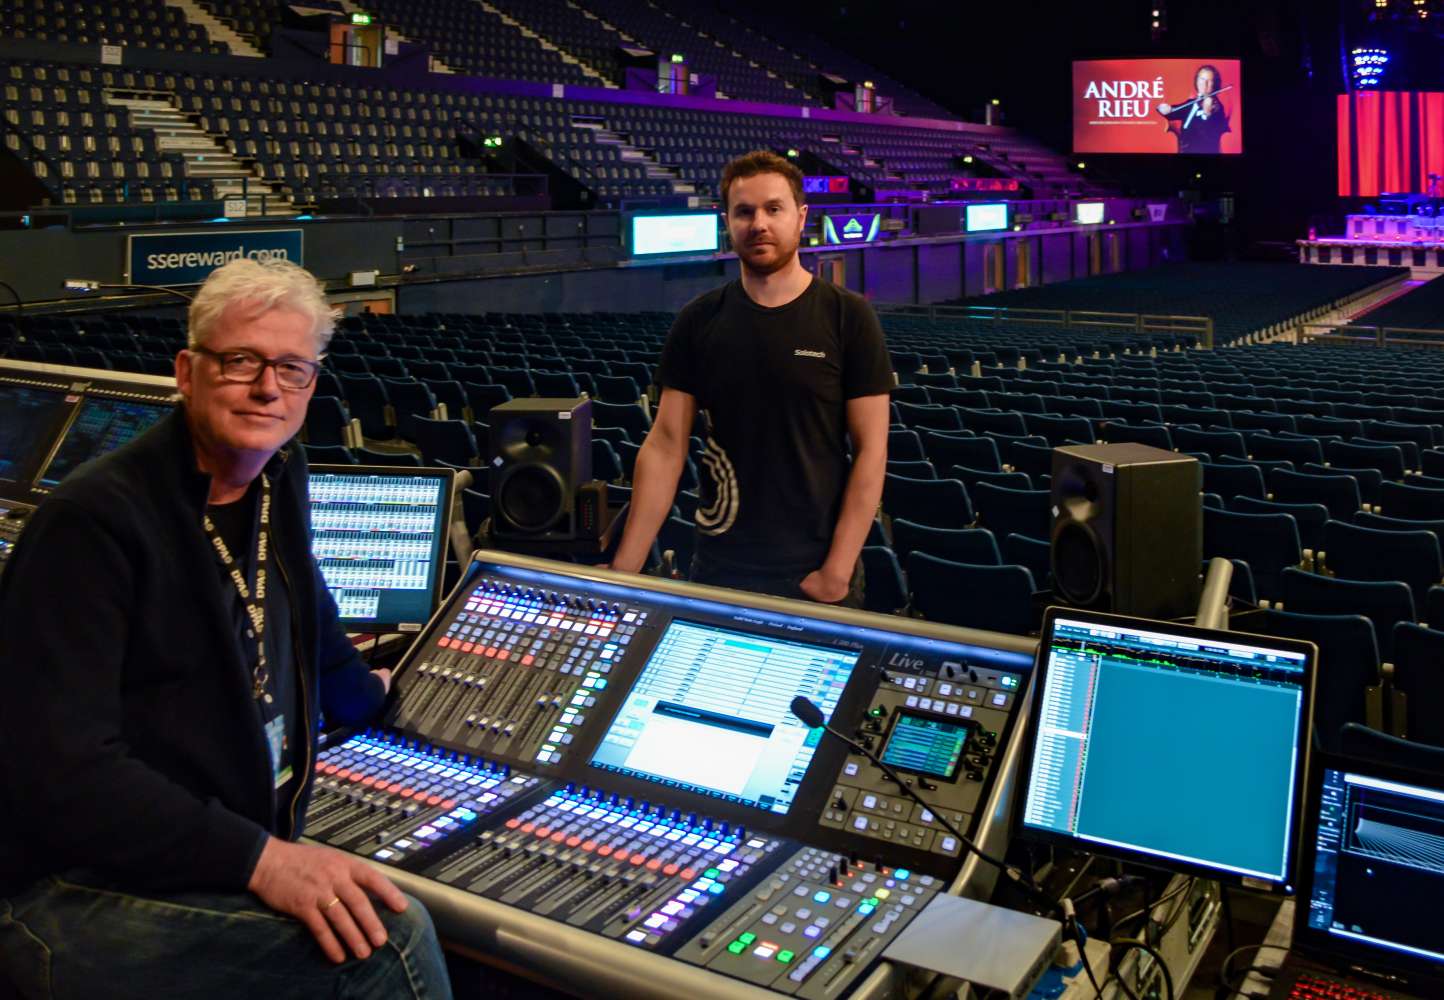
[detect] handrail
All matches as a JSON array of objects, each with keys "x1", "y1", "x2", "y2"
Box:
[
  {"x1": 1298, "y1": 323, "x2": 1444, "y2": 349},
  {"x1": 873, "y1": 301, "x2": 1213, "y2": 346}
]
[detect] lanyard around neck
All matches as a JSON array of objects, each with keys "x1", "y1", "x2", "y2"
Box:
[{"x1": 202, "y1": 475, "x2": 274, "y2": 703}]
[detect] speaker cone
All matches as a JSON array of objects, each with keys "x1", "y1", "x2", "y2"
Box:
[
  {"x1": 1053, "y1": 520, "x2": 1104, "y2": 606},
  {"x1": 495, "y1": 463, "x2": 566, "y2": 534}
]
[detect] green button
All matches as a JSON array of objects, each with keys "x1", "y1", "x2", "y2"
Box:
[
  {"x1": 727, "y1": 941, "x2": 746, "y2": 955},
  {"x1": 777, "y1": 950, "x2": 795, "y2": 964},
  {"x1": 704, "y1": 868, "x2": 720, "y2": 879},
  {"x1": 739, "y1": 932, "x2": 757, "y2": 945}
]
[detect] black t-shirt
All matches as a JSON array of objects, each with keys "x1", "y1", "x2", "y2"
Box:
[
  {"x1": 657, "y1": 277, "x2": 892, "y2": 575},
  {"x1": 207, "y1": 482, "x2": 301, "y2": 835}
]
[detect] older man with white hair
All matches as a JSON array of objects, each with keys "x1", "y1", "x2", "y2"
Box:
[{"x1": 0, "y1": 259, "x2": 452, "y2": 998}]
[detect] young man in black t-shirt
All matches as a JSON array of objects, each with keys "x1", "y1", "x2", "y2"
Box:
[{"x1": 611, "y1": 150, "x2": 891, "y2": 607}]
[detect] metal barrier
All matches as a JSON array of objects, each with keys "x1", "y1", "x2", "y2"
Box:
[
  {"x1": 1300, "y1": 323, "x2": 1444, "y2": 349},
  {"x1": 874, "y1": 302, "x2": 1214, "y2": 347}
]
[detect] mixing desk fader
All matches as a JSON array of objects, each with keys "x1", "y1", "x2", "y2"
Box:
[
  {"x1": 306, "y1": 552, "x2": 1037, "y2": 1000},
  {"x1": 308, "y1": 731, "x2": 541, "y2": 864},
  {"x1": 391, "y1": 577, "x2": 647, "y2": 768}
]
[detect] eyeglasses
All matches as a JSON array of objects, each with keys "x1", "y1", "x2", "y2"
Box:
[{"x1": 192, "y1": 347, "x2": 324, "y2": 390}]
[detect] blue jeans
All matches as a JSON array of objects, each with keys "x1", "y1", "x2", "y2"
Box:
[{"x1": 0, "y1": 875, "x2": 452, "y2": 1000}]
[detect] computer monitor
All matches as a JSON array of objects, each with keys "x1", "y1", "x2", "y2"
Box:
[
  {"x1": 965, "y1": 202, "x2": 1010, "y2": 233},
  {"x1": 1292, "y1": 753, "x2": 1444, "y2": 992},
  {"x1": 35, "y1": 395, "x2": 171, "y2": 489},
  {"x1": 0, "y1": 382, "x2": 76, "y2": 487},
  {"x1": 589, "y1": 619, "x2": 861, "y2": 815},
  {"x1": 1015, "y1": 608, "x2": 1316, "y2": 892},
  {"x1": 308, "y1": 465, "x2": 457, "y2": 633}
]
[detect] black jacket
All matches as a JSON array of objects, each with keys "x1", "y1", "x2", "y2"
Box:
[{"x1": 0, "y1": 408, "x2": 385, "y2": 896}]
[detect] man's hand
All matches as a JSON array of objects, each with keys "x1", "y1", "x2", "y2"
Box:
[
  {"x1": 248, "y1": 837, "x2": 409, "y2": 963},
  {"x1": 799, "y1": 567, "x2": 851, "y2": 604},
  {"x1": 1158, "y1": 102, "x2": 1172, "y2": 114},
  {"x1": 373, "y1": 667, "x2": 392, "y2": 694}
]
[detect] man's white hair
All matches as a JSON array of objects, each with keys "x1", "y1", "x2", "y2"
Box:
[{"x1": 187, "y1": 258, "x2": 335, "y2": 353}]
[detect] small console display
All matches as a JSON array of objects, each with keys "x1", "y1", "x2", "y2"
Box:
[{"x1": 880, "y1": 711, "x2": 976, "y2": 782}]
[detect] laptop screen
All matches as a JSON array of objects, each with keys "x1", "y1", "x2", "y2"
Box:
[
  {"x1": 1301, "y1": 764, "x2": 1444, "y2": 971},
  {"x1": 1016, "y1": 609, "x2": 1315, "y2": 891}
]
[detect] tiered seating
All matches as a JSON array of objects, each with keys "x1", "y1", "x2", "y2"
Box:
[
  {"x1": 360, "y1": 0, "x2": 597, "y2": 86},
  {"x1": 2, "y1": 63, "x2": 213, "y2": 205},
  {"x1": 191, "y1": 0, "x2": 346, "y2": 53},
  {"x1": 0, "y1": 0, "x2": 225, "y2": 55},
  {"x1": 956, "y1": 263, "x2": 1409, "y2": 345}
]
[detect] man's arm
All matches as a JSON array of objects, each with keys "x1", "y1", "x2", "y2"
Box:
[
  {"x1": 610, "y1": 387, "x2": 698, "y2": 573},
  {"x1": 313, "y1": 560, "x2": 389, "y2": 723},
  {"x1": 800, "y1": 393, "x2": 890, "y2": 603}
]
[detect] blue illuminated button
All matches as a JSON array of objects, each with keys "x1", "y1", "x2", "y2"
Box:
[
  {"x1": 894, "y1": 869, "x2": 910, "y2": 880},
  {"x1": 812, "y1": 890, "x2": 831, "y2": 903},
  {"x1": 812, "y1": 946, "x2": 831, "y2": 960}
]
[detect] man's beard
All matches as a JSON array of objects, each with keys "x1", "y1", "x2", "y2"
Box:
[{"x1": 738, "y1": 237, "x2": 799, "y2": 277}]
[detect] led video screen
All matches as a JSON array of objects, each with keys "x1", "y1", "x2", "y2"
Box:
[{"x1": 1073, "y1": 59, "x2": 1243, "y2": 155}]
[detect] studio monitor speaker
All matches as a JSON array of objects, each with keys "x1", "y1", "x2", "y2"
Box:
[
  {"x1": 490, "y1": 397, "x2": 592, "y2": 541},
  {"x1": 1051, "y1": 443, "x2": 1201, "y2": 620}
]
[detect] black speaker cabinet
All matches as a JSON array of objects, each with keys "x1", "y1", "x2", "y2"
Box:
[
  {"x1": 1051, "y1": 443, "x2": 1202, "y2": 620},
  {"x1": 490, "y1": 397, "x2": 593, "y2": 541}
]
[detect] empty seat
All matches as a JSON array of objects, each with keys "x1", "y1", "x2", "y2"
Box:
[
  {"x1": 971, "y1": 483, "x2": 1052, "y2": 542},
  {"x1": 1201, "y1": 461, "x2": 1266, "y2": 503},
  {"x1": 1380, "y1": 481, "x2": 1444, "y2": 520},
  {"x1": 905, "y1": 553, "x2": 1036, "y2": 636},
  {"x1": 463, "y1": 382, "x2": 513, "y2": 424},
  {"x1": 1231, "y1": 496, "x2": 1329, "y2": 554},
  {"x1": 305, "y1": 395, "x2": 356, "y2": 448},
  {"x1": 1173, "y1": 426, "x2": 1247, "y2": 460},
  {"x1": 882, "y1": 475, "x2": 973, "y2": 530},
  {"x1": 1268, "y1": 468, "x2": 1361, "y2": 521},
  {"x1": 336, "y1": 373, "x2": 391, "y2": 439},
  {"x1": 384, "y1": 378, "x2": 438, "y2": 443},
  {"x1": 1390, "y1": 624, "x2": 1444, "y2": 747},
  {"x1": 1323, "y1": 519, "x2": 1443, "y2": 608},
  {"x1": 1326, "y1": 440, "x2": 1406, "y2": 482},
  {"x1": 1339, "y1": 722, "x2": 1444, "y2": 771},
  {"x1": 1203, "y1": 506, "x2": 1301, "y2": 601},
  {"x1": 590, "y1": 399, "x2": 652, "y2": 442},
  {"x1": 460, "y1": 488, "x2": 491, "y2": 539},
  {"x1": 1007, "y1": 440, "x2": 1054, "y2": 481},
  {"x1": 887, "y1": 428, "x2": 926, "y2": 462},
  {"x1": 1301, "y1": 463, "x2": 1382, "y2": 508},
  {"x1": 946, "y1": 464, "x2": 1032, "y2": 493},
  {"x1": 860, "y1": 546, "x2": 908, "y2": 615},
  {"x1": 1248, "y1": 432, "x2": 1323, "y2": 467},
  {"x1": 1023, "y1": 413, "x2": 1094, "y2": 447},
  {"x1": 1100, "y1": 421, "x2": 1172, "y2": 450},
  {"x1": 591, "y1": 439, "x2": 623, "y2": 482},
  {"x1": 355, "y1": 447, "x2": 423, "y2": 468},
  {"x1": 922, "y1": 431, "x2": 998, "y2": 472},
  {"x1": 1244, "y1": 609, "x2": 1379, "y2": 752},
  {"x1": 958, "y1": 408, "x2": 1028, "y2": 437},
  {"x1": 894, "y1": 402, "x2": 964, "y2": 432},
  {"x1": 1278, "y1": 568, "x2": 1414, "y2": 662},
  {"x1": 887, "y1": 460, "x2": 937, "y2": 480},
  {"x1": 1001, "y1": 533, "x2": 1052, "y2": 588},
  {"x1": 889, "y1": 519, "x2": 1000, "y2": 565},
  {"x1": 411, "y1": 416, "x2": 480, "y2": 468}
]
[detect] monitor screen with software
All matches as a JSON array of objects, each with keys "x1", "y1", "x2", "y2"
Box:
[
  {"x1": 0, "y1": 383, "x2": 75, "y2": 486},
  {"x1": 1293, "y1": 754, "x2": 1444, "y2": 989},
  {"x1": 1015, "y1": 608, "x2": 1315, "y2": 891},
  {"x1": 308, "y1": 465, "x2": 456, "y2": 632}
]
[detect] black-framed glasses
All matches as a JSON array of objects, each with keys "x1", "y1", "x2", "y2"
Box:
[{"x1": 192, "y1": 346, "x2": 324, "y2": 390}]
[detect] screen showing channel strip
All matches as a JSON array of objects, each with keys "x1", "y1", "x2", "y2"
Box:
[
  {"x1": 1022, "y1": 617, "x2": 1308, "y2": 883},
  {"x1": 590, "y1": 619, "x2": 859, "y2": 814},
  {"x1": 308, "y1": 471, "x2": 450, "y2": 626}
]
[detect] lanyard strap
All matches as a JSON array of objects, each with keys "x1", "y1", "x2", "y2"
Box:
[{"x1": 202, "y1": 475, "x2": 273, "y2": 703}]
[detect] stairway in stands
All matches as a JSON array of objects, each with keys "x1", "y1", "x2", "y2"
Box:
[
  {"x1": 162, "y1": 0, "x2": 264, "y2": 57},
  {"x1": 105, "y1": 94, "x2": 295, "y2": 216},
  {"x1": 576, "y1": 117, "x2": 698, "y2": 201},
  {"x1": 476, "y1": 0, "x2": 617, "y2": 88}
]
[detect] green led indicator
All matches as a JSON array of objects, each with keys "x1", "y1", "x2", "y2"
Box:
[
  {"x1": 739, "y1": 932, "x2": 757, "y2": 945},
  {"x1": 728, "y1": 940, "x2": 746, "y2": 955},
  {"x1": 777, "y1": 950, "x2": 795, "y2": 964}
]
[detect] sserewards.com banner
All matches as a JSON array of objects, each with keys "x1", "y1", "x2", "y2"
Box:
[
  {"x1": 1073, "y1": 59, "x2": 1242, "y2": 156},
  {"x1": 127, "y1": 229, "x2": 305, "y2": 286}
]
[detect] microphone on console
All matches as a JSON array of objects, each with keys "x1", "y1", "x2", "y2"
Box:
[{"x1": 790, "y1": 696, "x2": 1057, "y2": 915}]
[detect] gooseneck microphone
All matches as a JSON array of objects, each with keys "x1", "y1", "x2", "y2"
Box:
[{"x1": 790, "y1": 695, "x2": 1056, "y2": 914}]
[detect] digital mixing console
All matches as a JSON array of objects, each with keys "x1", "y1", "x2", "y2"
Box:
[{"x1": 307, "y1": 551, "x2": 1037, "y2": 999}]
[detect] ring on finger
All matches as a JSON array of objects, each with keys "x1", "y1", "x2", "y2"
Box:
[{"x1": 322, "y1": 896, "x2": 342, "y2": 911}]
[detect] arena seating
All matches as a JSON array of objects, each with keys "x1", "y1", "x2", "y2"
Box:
[
  {"x1": 1341, "y1": 274, "x2": 1444, "y2": 340},
  {"x1": 9, "y1": 254, "x2": 1444, "y2": 745},
  {"x1": 0, "y1": 0, "x2": 226, "y2": 55}
]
